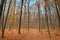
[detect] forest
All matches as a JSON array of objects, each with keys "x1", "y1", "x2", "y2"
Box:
[{"x1": 0, "y1": 0, "x2": 60, "y2": 40}]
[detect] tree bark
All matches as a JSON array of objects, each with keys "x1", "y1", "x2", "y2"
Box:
[
  {"x1": 2, "y1": 0, "x2": 12, "y2": 38},
  {"x1": 54, "y1": 0, "x2": 60, "y2": 29},
  {"x1": 45, "y1": 0, "x2": 51, "y2": 38},
  {"x1": 0, "y1": 0, "x2": 6, "y2": 19},
  {"x1": 28, "y1": 0, "x2": 30, "y2": 31},
  {"x1": 19, "y1": 0, "x2": 24, "y2": 34}
]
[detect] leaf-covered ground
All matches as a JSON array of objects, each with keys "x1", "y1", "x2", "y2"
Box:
[{"x1": 0, "y1": 29, "x2": 60, "y2": 40}]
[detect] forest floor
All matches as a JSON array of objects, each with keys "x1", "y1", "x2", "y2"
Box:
[{"x1": 0, "y1": 29, "x2": 60, "y2": 40}]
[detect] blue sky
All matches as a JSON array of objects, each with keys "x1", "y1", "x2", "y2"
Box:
[
  {"x1": 16, "y1": 0, "x2": 36, "y2": 13},
  {"x1": 16, "y1": 0, "x2": 36, "y2": 6},
  {"x1": 30, "y1": 0, "x2": 36, "y2": 6}
]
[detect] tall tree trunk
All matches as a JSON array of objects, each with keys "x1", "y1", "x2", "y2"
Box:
[
  {"x1": 54, "y1": 0, "x2": 60, "y2": 30},
  {"x1": 1, "y1": 0, "x2": 7, "y2": 30},
  {"x1": 45, "y1": 0, "x2": 51, "y2": 38},
  {"x1": 36, "y1": 0, "x2": 41, "y2": 32},
  {"x1": 2, "y1": 0, "x2": 12, "y2": 38},
  {"x1": 47, "y1": 1, "x2": 55, "y2": 30},
  {"x1": 38, "y1": 4, "x2": 41, "y2": 32},
  {"x1": 24, "y1": 0, "x2": 27, "y2": 27},
  {"x1": 28, "y1": 0, "x2": 30, "y2": 31},
  {"x1": 0, "y1": 0, "x2": 6, "y2": 19},
  {"x1": 1, "y1": 0, "x2": 7, "y2": 37},
  {"x1": 0, "y1": 0, "x2": 6, "y2": 29},
  {"x1": 19, "y1": 0, "x2": 24, "y2": 34}
]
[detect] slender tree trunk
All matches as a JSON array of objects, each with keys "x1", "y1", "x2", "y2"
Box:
[
  {"x1": 1, "y1": 0, "x2": 6, "y2": 29},
  {"x1": 1, "y1": 0, "x2": 7, "y2": 37},
  {"x1": 45, "y1": 0, "x2": 51, "y2": 38},
  {"x1": 2, "y1": 0, "x2": 12, "y2": 38},
  {"x1": 54, "y1": 0, "x2": 60, "y2": 29},
  {"x1": 38, "y1": 4, "x2": 41, "y2": 32},
  {"x1": 28, "y1": 0, "x2": 30, "y2": 31},
  {"x1": 24, "y1": 0, "x2": 26, "y2": 27},
  {"x1": 19, "y1": 0, "x2": 24, "y2": 34},
  {"x1": 0, "y1": 0, "x2": 6, "y2": 29},
  {"x1": 36, "y1": 0, "x2": 43, "y2": 33},
  {"x1": 36, "y1": 0, "x2": 41, "y2": 32},
  {"x1": 47, "y1": 1, "x2": 54, "y2": 30},
  {"x1": 0, "y1": 0, "x2": 6, "y2": 19},
  {"x1": 45, "y1": 9, "x2": 51, "y2": 38}
]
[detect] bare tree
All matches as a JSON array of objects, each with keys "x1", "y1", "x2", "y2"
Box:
[
  {"x1": 2, "y1": 0, "x2": 12, "y2": 38},
  {"x1": 45, "y1": 0, "x2": 51, "y2": 38},
  {"x1": 36, "y1": 0, "x2": 41, "y2": 32},
  {"x1": 24, "y1": 0, "x2": 26, "y2": 21},
  {"x1": 1, "y1": 0, "x2": 7, "y2": 30},
  {"x1": 27, "y1": 0, "x2": 30, "y2": 31},
  {"x1": 0, "y1": 0, "x2": 6, "y2": 19},
  {"x1": 0, "y1": 0, "x2": 6, "y2": 30},
  {"x1": 19, "y1": 0, "x2": 24, "y2": 34},
  {"x1": 54, "y1": 0, "x2": 60, "y2": 30}
]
